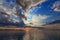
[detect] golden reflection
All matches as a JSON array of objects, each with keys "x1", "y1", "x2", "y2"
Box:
[{"x1": 0, "y1": 27, "x2": 32, "y2": 31}]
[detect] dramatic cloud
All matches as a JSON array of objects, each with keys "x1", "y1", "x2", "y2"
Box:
[
  {"x1": 52, "y1": 0, "x2": 60, "y2": 12},
  {"x1": 0, "y1": 0, "x2": 20, "y2": 23},
  {"x1": 1, "y1": 0, "x2": 59, "y2": 27},
  {"x1": 23, "y1": 12, "x2": 50, "y2": 26},
  {"x1": 16, "y1": 0, "x2": 46, "y2": 11}
]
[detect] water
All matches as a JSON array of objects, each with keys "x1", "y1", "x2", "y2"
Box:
[{"x1": 0, "y1": 28, "x2": 60, "y2": 40}]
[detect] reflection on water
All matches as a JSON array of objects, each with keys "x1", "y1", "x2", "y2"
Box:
[
  {"x1": 0, "y1": 30, "x2": 25, "y2": 40},
  {"x1": 0, "y1": 28, "x2": 60, "y2": 40}
]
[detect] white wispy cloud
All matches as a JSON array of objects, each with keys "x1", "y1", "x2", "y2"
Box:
[
  {"x1": 0, "y1": 0, "x2": 21, "y2": 23},
  {"x1": 52, "y1": 0, "x2": 60, "y2": 12},
  {"x1": 23, "y1": 12, "x2": 50, "y2": 26},
  {"x1": 30, "y1": 14, "x2": 49, "y2": 26},
  {"x1": 32, "y1": 15, "x2": 49, "y2": 23}
]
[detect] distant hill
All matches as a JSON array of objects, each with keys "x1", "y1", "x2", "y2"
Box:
[{"x1": 49, "y1": 20, "x2": 60, "y2": 24}]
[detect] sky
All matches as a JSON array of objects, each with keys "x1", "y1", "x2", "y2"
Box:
[
  {"x1": 24, "y1": 0, "x2": 60, "y2": 26},
  {"x1": 0, "y1": 0, "x2": 60, "y2": 27}
]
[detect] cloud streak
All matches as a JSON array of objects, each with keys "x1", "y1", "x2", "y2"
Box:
[
  {"x1": 0, "y1": 0, "x2": 20, "y2": 23},
  {"x1": 52, "y1": 0, "x2": 60, "y2": 12},
  {"x1": 16, "y1": 0, "x2": 46, "y2": 11}
]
